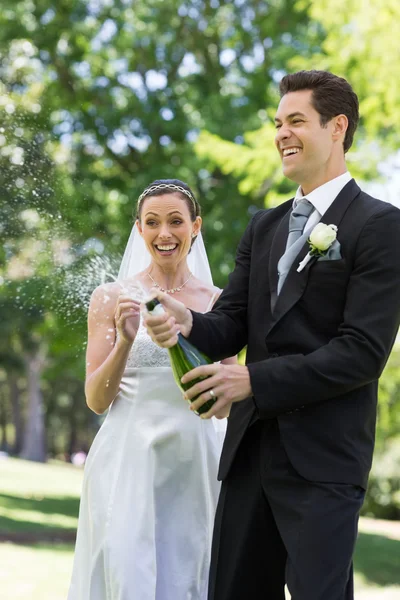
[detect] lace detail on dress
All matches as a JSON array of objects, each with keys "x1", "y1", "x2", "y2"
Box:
[
  {"x1": 124, "y1": 289, "x2": 220, "y2": 369},
  {"x1": 126, "y1": 317, "x2": 170, "y2": 368}
]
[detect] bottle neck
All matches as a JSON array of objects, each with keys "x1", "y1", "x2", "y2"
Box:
[{"x1": 145, "y1": 299, "x2": 163, "y2": 314}]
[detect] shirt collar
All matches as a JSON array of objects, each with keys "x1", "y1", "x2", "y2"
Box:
[{"x1": 294, "y1": 172, "x2": 352, "y2": 217}]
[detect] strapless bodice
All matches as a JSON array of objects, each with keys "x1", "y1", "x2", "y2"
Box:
[{"x1": 125, "y1": 317, "x2": 170, "y2": 369}]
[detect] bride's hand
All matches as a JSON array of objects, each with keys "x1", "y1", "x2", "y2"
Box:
[
  {"x1": 115, "y1": 294, "x2": 141, "y2": 344},
  {"x1": 143, "y1": 290, "x2": 193, "y2": 347}
]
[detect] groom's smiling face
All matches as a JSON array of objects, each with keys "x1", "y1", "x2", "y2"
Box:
[{"x1": 274, "y1": 89, "x2": 341, "y2": 193}]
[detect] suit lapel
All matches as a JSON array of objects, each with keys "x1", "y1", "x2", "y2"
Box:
[{"x1": 266, "y1": 179, "x2": 361, "y2": 336}]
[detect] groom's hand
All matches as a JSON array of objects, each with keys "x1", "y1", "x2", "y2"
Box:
[
  {"x1": 143, "y1": 290, "x2": 193, "y2": 347},
  {"x1": 182, "y1": 363, "x2": 252, "y2": 419}
]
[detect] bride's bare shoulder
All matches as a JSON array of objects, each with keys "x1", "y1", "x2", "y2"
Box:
[
  {"x1": 189, "y1": 278, "x2": 221, "y2": 309},
  {"x1": 208, "y1": 285, "x2": 222, "y2": 307},
  {"x1": 119, "y1": 272, "x2": 150, "y2": 295},
  {"x1": 190, "y1": 275, "x2": 218, "y2": 294},
  {"x1": 88, "y1": 282, "x2": 122, "y2": 314},
  {"x1": 207, "y1": 285, "x2": 221, "y2": 302}
]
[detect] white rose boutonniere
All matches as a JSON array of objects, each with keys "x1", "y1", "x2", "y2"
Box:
[{"x1": 297, "y1": 223, "x2": 338, "y2": 273}]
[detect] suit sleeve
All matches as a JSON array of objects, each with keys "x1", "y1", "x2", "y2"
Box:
[
  {"x1": 249, "y1": 204, "x2": 400, "y2": 417},
  {"x1": 188, "y1": 211, "x2": 264, "y2": 360}
]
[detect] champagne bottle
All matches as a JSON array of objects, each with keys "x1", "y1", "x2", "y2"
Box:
[{"x1": 145, "y1": 298, "x2": 216, "y2": 415}]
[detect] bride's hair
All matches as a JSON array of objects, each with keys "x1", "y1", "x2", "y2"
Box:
[{"x1": 136, "y1": 179, "x2": 201, "y2": 222}]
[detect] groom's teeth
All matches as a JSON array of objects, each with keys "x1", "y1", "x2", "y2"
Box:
[{"x1": 283, "y1": 148, "x2": 300, "y2": 156}]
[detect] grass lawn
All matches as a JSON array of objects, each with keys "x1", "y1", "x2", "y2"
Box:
[
  {"x1": 0, "y1": 456, "x2": 82, "y2": 540},
  {"x1": 0, "y1": 457, "x2": 82, "y2": 599},
  {"x1": 354, "y1": 530, "x2": 400, "y2": 599},
  {"x1": 1, "y1": 456, "x2": 400, "y2": 599},
  {"x1": 0, "y1": 542, "x2": 74, "y2": 600}
]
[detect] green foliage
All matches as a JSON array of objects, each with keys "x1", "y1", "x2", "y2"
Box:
[
  {"x1": 292, "y1": 0, "x2": 400, "y2": 146},
  {"x1": 360, "y1": 347, "x2": 400, "y2": 520},
  {"x1": 0, "y1": 0, "x2": 320, "y2": 457},
  {"x1": 376, "y1": 346, "x2": 400, "y2": 449},
  {"x1": 0, "y1": 0, "x2": 319, "y2": 279},
  {"x1": 362, "y1": 438, "x2": 400, "y2": 521},
  {"x1": 194, "y1": 0, "x2": 399, "y2": 204},
  {"x1": 0, "y1": 0, "x2": 399, "y2": 462},
  {"x1": 196, "y1": 123, "x2": 285, "y2": 200}
]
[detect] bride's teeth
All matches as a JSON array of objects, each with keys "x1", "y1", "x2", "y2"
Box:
[{"x1": 157, "y1": 244, "x2": 177, "y2": 251}]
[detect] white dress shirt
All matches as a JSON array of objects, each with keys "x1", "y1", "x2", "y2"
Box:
[{"x1": 293, "y1": 171, "x2": 353, "y2": 231}]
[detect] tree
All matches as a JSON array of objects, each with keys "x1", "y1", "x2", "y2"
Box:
[
  {"x1": 0, "y1": 1, "x2": 337, "y2": 459},
  {"x1": 193, "y1": 0, "x2": 400, "y2": 206},
  {"x1": 1, "y1": 0, "x2": 320, "y2": 282},
  {"x1": 291, "y1": 0, "x2": 400, "y2": 146}
]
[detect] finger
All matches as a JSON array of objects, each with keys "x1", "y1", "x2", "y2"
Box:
[
  {"x1": 189, "y1": 385, "x2": 223, "y2": 413},
  {"x1": 145, "y1": 316, "x2": 176, "y2": 337},
  {"x1": 145, "y1": 320, "x2": 180, "y2": 347},
  {"x1": 214, "y1": 403, "x2": 231, "y2": 419},
  {"x1": 142, "y1": 312, "x2": 170, "y2": 327},
  {"x1": 149, "y1": 328, "x2": 179, "y2": 345},
  {"x1": 149, "y1": 288, "x2": 183, "y2": 312},
  {"x1": 115, "y1": 303, "x2": 140, "y2": 321},
  {"x1": 181, "y1": 364, "x2": 218, "y2": 385},
  {"x1": 118, "y1": 301, "x2": 140, "y2": 312},
  {"x1": 118, "y1": 311, "x2": 139, "y2": 325},
  {"x1": 116, "y1": 317, "x2": 134, "y2": 334},
  {"x1": 158, "y1": 334, "x2": 179, "y2": 348},
  {"x1": 199, "y1": 398, "x2": 227, "y2": 420},
  {"x1": 119, "y1": 295, "x2": 141, "y2": 307},
  {"x1": 183, "y1": 374, "x2": 220, "y2": 401},
  {"x1": 214, "y1": 412, "x2": 228, "y2": 420}
]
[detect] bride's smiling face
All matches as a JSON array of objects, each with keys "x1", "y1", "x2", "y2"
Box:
[{"x1": 137, "y1": 193, "x2": 201, "y2": 267}]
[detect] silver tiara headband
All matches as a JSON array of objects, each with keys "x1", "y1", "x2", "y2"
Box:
[{"x1": 137, "y1": 183, "x2": 196, "y2": 209}]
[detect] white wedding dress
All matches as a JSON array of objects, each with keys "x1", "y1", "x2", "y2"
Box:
[{"x1": 68, "y1": 301, "x2": 225, "y2": 600}]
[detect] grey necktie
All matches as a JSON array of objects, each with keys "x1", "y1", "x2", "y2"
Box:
[{"x1": 277, "y1": 199, "x2": 314, "y2": 294}]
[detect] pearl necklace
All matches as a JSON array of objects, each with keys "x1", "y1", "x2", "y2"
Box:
[{"x1": 147, "y1": 272, "x2": 193, "y2": 294}]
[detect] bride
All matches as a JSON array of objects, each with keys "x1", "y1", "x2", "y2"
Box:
[{"x1": 68, "y1": 179, "x2": 235, "y2": 600}]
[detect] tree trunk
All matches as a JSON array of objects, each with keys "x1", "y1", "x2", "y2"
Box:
[
  {"x1": 21, "y1": 350, "x2": 47, "y2": 463},
  {"x1": 9, "y1": 374, "x2": 24, "y2": 455},
  {"x1": 0, "y1": 387, "x2": 9, "y2": 452},
  {"x1": 67, "y1": 407, "x2": 78, "y2": 458},
  {"x1": 68, "y1": 387, "x2": 84, "y2": 458}
]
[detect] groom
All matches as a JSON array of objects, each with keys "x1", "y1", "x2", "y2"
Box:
[{"x1": 145, "y1": 70, "x2": 400, "y2": 599}]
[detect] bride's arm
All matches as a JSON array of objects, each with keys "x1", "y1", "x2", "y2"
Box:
[{"x1": 85, "y1": 284, "x2": 140, "y2": 414}]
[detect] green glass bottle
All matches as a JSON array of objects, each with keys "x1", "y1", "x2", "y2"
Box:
[{"x1": 145, "y1": 298, "x2": 216, "y2": 415}]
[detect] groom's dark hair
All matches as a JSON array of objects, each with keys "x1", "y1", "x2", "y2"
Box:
[{"x1": 279, "y1": 70, "x2": 359, "y2": 153}]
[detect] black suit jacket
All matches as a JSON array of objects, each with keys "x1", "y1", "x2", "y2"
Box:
[{"x1": 189, "y1": 180, "x2": 400, "y2": 488}]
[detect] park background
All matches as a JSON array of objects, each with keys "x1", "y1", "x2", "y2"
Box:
[{"x1": 0, "y1": 0, "x2": 399, "y2": 598}]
